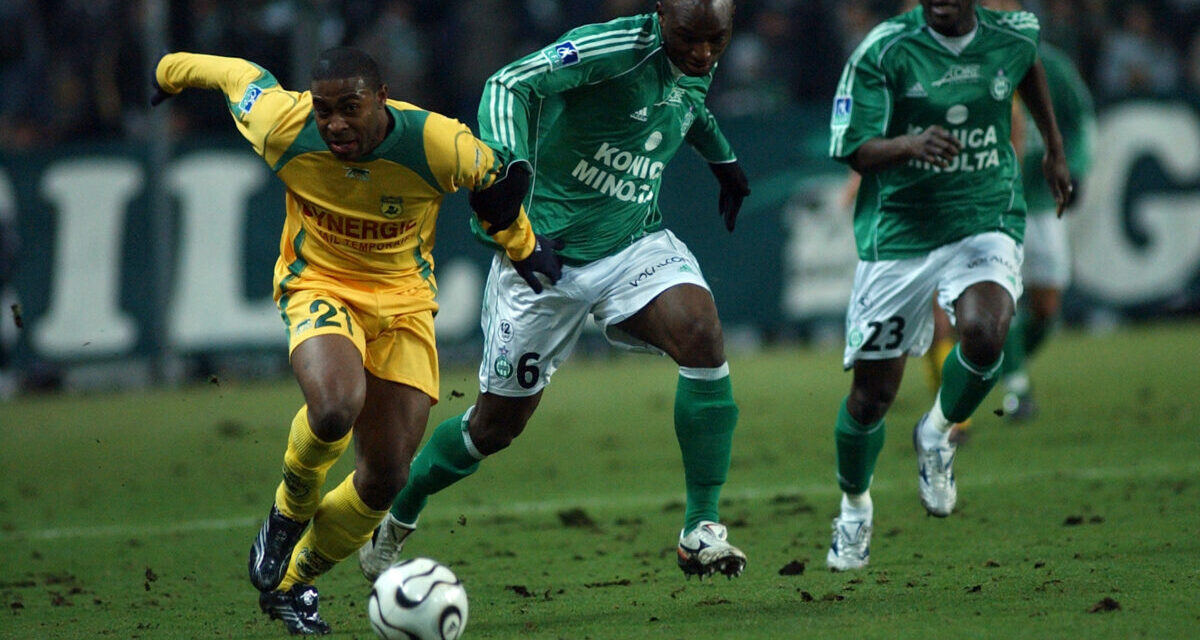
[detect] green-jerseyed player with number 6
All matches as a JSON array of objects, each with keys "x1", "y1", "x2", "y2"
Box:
[
  {"x1": 359, "y1": 0, "x2": 752, "y2": 580},
  {"x1": 824, "y1": 0, "x2": 1072, "y2": 570}
]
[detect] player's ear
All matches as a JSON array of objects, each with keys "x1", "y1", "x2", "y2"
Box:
[{"x1": 376, "y1": 83, "x2": 389, "y2": 105}]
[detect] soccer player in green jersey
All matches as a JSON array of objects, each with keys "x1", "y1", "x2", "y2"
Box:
[
  {"x1": 359, "y1": 0, "x2": 752, "y2": 580},
  {"x1": 825, "y1": 0, "x2": 1072, "y2": 570},
  {"x1": 999, "y1": 37, "x2": 1095, "y2": 420},
  {"x1": 152, "y1": 47, "x2": 560, "y2": 634}
]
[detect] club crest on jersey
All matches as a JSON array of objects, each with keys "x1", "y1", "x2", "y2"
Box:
[
  {"x1": 542, "y1": 41, "x2": 580, "y2": 70},
  {"x1": 832, "y1": 96, "x2": 852, "y2": 125},
  {"x1": 237, "y1": 84, "x2": 263, "y2": 118},
  {"x1": 990, "y1": 69, "x2": 1013, "y2": 101},
  {"x1": 493, "y1": 346, "x2": 514, "y2": 379},
  {"x1": 380, "y1": 195, "x2": 404, "y2": 218}
]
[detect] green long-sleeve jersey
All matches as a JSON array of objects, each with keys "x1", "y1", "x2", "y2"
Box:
[
  {"x1": 473, "y1": 12, "x2": 737, "y2": 264},
  {"x1": 830, "y1": 6, "x2": 1041, "y2": 260}
]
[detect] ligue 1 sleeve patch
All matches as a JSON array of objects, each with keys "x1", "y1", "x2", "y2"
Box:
[
  {"x1": 832, "y1": 96, "x2": 853, "y2": 125},
  {"x1": 542, "y1": 41, "x2": 580, "y2": 70},
  {"x1": 237, "y1": 84, "x2": 263, "y2": 119}
]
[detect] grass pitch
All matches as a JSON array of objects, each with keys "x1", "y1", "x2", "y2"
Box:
[{"x1": 2, "y1": 321, "x2": 1198, "y2": 639}]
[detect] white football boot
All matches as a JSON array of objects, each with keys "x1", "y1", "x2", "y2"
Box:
[
  {"x1": 914, "y1": 412, "x2": 957, "y2": 517},
  {"x1": 676, "y1": 521, "x2": 747, "y2": 578},
  {"x1": 358, "y1": 513, "x2": 416, "y2": 583},
  {"x1": 826, "y1": 515, "x2": 872, "y2": 571}
]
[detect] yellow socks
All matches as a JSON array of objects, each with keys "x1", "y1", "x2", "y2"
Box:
[
  {"x1": 274, "y1": 406, "x2": 352, "y2": 523},
  {"x1": 924, "y1": 338, "x2": 955, "y2": 394},
  {"x1": 280, "y1": 472, "x2": 387, "y2": 590}
]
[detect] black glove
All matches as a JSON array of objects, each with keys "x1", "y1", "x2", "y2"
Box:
[
  {"x1": 512, "y1": 234, "x2": 564, "y2": 294},
  {"x1": 708, "y1": 161, "x2": 751, "y2": 232},
  {"x1": 150, "y1": 53, "x2": 174, "y2": 107},
  {"x1": 150, "y1": 83, "x2": 174, "y2": 107}
]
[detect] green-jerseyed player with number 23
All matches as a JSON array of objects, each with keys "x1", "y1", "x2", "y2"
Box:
[
  {"x1": 359, "y1": 0, "x2": 753, "y2": 581},
  {"x1": 825, "y1": 0, "x2": 1072, "y2": 570}
]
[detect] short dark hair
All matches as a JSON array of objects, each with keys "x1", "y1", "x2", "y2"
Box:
[{"x1": 310, "y1": 47, "x2": 382, "y2": 89}]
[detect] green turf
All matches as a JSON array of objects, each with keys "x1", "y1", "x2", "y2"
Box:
[{"x1": 2, "y1": 321, "x2": 1198, "y2": 639}]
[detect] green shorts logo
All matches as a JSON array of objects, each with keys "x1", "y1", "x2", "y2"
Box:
[
  {"x1": 848, "y1": 327, "x2": 864, "y2": 349},
  {"x1": 494, "y1": 355, "x2": 513, "y2": 379}
]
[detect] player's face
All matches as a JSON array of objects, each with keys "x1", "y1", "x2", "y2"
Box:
[
  {"x1": 920, "y1": 0, "x2": 978, "y2": 36},
  {"x1": 658, "y1": 0, "x2": 734, "y2": 77},
  {"x1": 310, "y1": 77, "x2": 389, "y2": 162}
]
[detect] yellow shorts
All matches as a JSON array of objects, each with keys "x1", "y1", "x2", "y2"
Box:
[{"x1": 274, "y1": 265, "x2": 440, "y2": 402}]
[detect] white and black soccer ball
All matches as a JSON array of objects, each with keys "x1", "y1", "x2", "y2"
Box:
[{"x1": 368, "y1": 557, "x2": 468, "y2": 640}]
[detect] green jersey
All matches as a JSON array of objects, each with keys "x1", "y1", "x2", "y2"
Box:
[
  {"x1": 474, "y1": 13, "x2": 737, "y2": 264},
  {"x1": 1020, "y1": 43, "x2": 1094, "y2": 213},
  {"x1": 830, "y1": 6, "x2": 1041, "y2": 260}
]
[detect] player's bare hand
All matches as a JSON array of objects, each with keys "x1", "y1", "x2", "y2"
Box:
[
  {"x1": 910, "y1": 126, "x2": 961, "y2": 167},
  {"x1": 1043, "y1": 150, "x2": 1072, "y2": 217},
  {"x1": 512, "y1": 234, "x2": 564, "y2": 294}
]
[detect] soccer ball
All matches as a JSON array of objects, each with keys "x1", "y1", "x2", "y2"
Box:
[{"x1": 367, "y1": 558, "x2": 468, "y2": 640}]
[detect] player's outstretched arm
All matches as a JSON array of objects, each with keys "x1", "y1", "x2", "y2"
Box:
[{"x1": 708, "y1": 161, "x2": 750, "y2": 232}]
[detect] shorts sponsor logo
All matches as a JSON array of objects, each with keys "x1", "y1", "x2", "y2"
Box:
[
  {"x1": 237, "y1": 85, "x2": 262, "y2": 118},
  {"x1": 628, "y1": 255, "x2": 688, "y2": 287},
  {"x1": 493, "y1": 346, "x2": 514, "y2": 379},
  {"x1": 966, "y1": 254, "x2": 1017, "y2": 272},
  {"x1": 542, "y1": 41, "x2": 580, "y2": 69},
  {"x1": 498, "y1": 319, "x2": 514, "y2": 342}
]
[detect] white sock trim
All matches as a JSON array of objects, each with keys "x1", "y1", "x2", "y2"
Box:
[
  {"x1": 841, "y1": 491, "x2": 873, "y2": 519},
  {"x1": 929, "y1": 394, "x2": 953, "y2": 433},
  {"x1": 679, "y1": 362, "x2": 730, "y2": 381},
  {"x1": 458, "y1": 406, "x2": 486, "y2": 461}
]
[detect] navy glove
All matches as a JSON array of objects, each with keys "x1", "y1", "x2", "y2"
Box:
[
  {"x1": 150, "y1": 53, "x2": 174, "y2": 107},
  {"x1": 512, "y1": 235, "x2": 564, "y2": 294},
  {"x1": 708, "y1": 161, "x2": 751, "y2": 232}
]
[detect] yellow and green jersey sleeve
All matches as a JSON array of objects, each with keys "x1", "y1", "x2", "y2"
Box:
[{"x1": 155, "y1": 52, "x2": 535, "y2": 290}]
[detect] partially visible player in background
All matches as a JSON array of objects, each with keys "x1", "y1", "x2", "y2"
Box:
[
  {"x1": 826, "y1": 0, "x2": 1071, "y2": 571},
  {"x1": 152, "y1": 47, "x2": 560, "y2": 635},
  {"x1": 359, "y1": 0, "x2": 753, "y2": 581},
  {"x1": 990, "y1": 0, "x2": 1095, "y2": 420}
]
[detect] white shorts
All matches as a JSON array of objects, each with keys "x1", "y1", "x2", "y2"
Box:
[
  {"x1": 477, "y1": 229, "x2": 711, "y2": 396},
  {"x1": 842, "y1": 232, "x2": 1023, "y2": 369},
  {"x1": 1021, "y1": 210, "x2": 1070, "y2": 288}
]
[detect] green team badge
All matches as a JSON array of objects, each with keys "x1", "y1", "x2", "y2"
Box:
[
  {"x1": 990, "y1": 69, "x2": 1013, "y2": 101},
  {"x1": 494, "y1": 348, "x2": 514, "y2": 379},
  {"x1": 848, "y1": 327, "x2": 864, "y2": 349}
]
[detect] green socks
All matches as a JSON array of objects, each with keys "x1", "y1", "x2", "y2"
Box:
[
  {"x1": 834, "y1": 397, "x2": 885, "y2": 495},
  {"x1": 939, "y1": 344, "x2": 1003, "y2": 423},
  {"x1": 675, "y1": 369, "x2": 738, "y2": 533},
  {"x1": 390, "y1": 410, "x2": 482, "y2": 524}
]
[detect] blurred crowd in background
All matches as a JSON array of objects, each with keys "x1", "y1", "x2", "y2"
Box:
[{"x1": 2, "y1": 0, "x2": 1200, "y2": 151}]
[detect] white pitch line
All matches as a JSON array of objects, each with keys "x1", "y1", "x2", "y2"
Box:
[{"x1": 3, "y1": 461, "x2": 1195, "y2": 542}]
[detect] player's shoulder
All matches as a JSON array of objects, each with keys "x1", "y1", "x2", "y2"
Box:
[
  {"x1": 980, "y1": 7, "x2": 1040, "y2": 38},
  {"x1": 852, "y1": 11, "x2": 922, "y2": 62},
  {"x1": 540, "y1": 13, "x2": 658, "y2": 69}
]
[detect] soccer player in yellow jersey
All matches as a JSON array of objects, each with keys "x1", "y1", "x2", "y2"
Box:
[{"x1": 152, "y1": 47, "x2": 563, "y2": 635}]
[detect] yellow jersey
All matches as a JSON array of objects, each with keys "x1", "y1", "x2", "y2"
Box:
[{"x1": 155, "y1": 52, "x2": 534, "y2": 291}]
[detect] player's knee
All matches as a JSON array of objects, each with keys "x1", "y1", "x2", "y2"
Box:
[
  {"x1": 847, "y1": 386, "x2": 896, "y2": 425},
  {"x1": 672, "y1": 317, "x2": 724, "y2": 367},
  {"x1": 957, "y1": 321, "x2": 1006, "y2": 365},
  {"x1": 307, "y1": 399, "x2": 361, "y2": 442}
]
